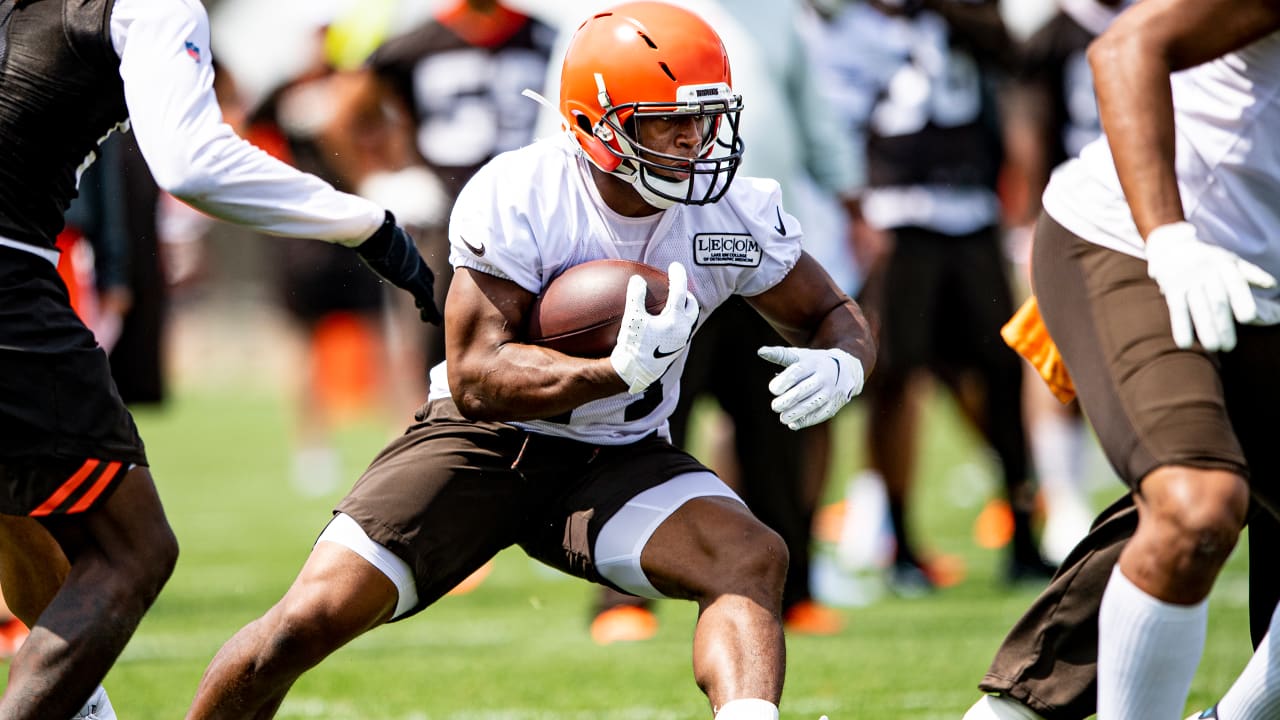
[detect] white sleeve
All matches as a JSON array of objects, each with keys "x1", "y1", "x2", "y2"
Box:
[{"x1": 109, "y1": 0, "x2": 383, "y2": 246}]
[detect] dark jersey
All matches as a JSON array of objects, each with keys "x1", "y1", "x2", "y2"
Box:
[
  {"x1": 1016, "y1": 11, "x2": 1103, "y2": 168},
  {"x1": 0, "y1": 0, "x2": 127, "y2": 249},
  {"x1": 858, "y1": 1, "x2": 1007, "y2": 190},
  {"x1": 367, "y1": 7, "x2": 554, "y2": 199}
]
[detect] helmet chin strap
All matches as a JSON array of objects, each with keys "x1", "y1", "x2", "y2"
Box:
[
  {"x1": 631, "y1": 166, "x2": 684, "y2": 210},
  {"x1": 610, "y1": 135, "x2": 686, "y2": 210}
]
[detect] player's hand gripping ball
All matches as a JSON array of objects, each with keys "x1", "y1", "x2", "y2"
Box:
[{"x1": 526, "y1": 259, "x2": 671, "y2": 358}]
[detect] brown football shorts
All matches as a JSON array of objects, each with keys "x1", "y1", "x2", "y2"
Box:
[
  {"x1": 335, "y1": 397, "x2": 709, "y2": 619},
  {"x1": 978, "y1": 214, "x2": 1280, "y2": 719}
]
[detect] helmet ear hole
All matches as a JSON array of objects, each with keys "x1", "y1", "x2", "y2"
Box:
[
  {"x1": 582, "y1": 137, "x2": 623, "y2": 172},
  {"x1": 571, "y1": 112, "x2": 622, "y2": 172}
]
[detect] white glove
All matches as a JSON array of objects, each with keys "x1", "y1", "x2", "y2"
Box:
[
  {"x1": 610, "y1": 262, "x2": 700, "y2": 394},
  {"x1": 758, "y1": 346, "x2": 864, "y2": 430},
  {"x1": 1145, "y1": 221, "x2": 1277, "y2": 351}
]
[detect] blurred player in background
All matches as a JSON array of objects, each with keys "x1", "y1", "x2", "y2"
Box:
[
  {"x1": 999, "y1": 0, "x2": 1127, "y2": 565},
  {"x1": 820, "y1": 0, "x2": 1055, "y2": 593},
  {"x1": 326, "y1": 0, "x2": 555, "y2": 385},
  {"x1": 185, "y1": 4, "x2": 874, "y2": 719},
  {"x1": 237, "y1": 8, "x2": 409, "y2": 495},
  {"x1": 968, "y1": 1, "x2": 1280, "y2": 718},
  {"x1": 0, "y1": 0, "x2": 440, "y2": 717}
]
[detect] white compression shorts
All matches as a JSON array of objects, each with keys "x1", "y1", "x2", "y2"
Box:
[
  {"x1": 593, "y1": 470, "x2": 743, "y2": 599},
  {"x1": 316, "y1": 471, "x2": 742, "y2": 614},
  {"x1": 316, "y1": 512, "x2": 419, "y2": 620}
]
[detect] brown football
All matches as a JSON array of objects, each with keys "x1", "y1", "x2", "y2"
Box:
[{"x1": 526, "y1": 259, "x2": 670, "y2": 358}]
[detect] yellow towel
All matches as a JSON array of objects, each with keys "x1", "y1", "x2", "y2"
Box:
[{"x1": 1001, "y1": 296, "x2": 1077, "y2": 404}]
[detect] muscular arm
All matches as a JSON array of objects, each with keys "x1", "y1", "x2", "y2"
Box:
[
  {"x1": 445, "y1": 268, "x2": 628, "y2": 422},
  {"x1": 745, "y1": 252, "x2": 877, "y2": 376},
  {"x1": 1088, "y1": 0, "x2": 1280, "y2": 237}
]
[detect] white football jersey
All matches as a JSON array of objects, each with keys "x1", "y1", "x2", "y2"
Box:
[
  {"x1": 426, "y1": 133, "x2": 803, "y2": 444},
  {"x1": 1043, "y1": 30, "x2": 1280, "y2": 299}
]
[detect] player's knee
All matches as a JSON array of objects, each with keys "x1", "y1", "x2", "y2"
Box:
[
  {"x1": 130, "y1": 511, "x2": 179, "y2": 588},
  {"x1": 78, "y1": 528, "x2": 176, "y2": 621},
  {"x1": 110, "y1": 518, "x2": 179, "y2": 608},
  {"x1": 1168, "y1": 507, "x2": 1243, "y2": 569},
  {"x1": 267, "y1": 574, "x2": 390, "y2": 667},
  {"x1": 263, "y1": 596, "x2": 347, "y2": 666},
  {"x1": 144, "y1": 523, "x2": 179, "y2": 591},
  {"x1": 712, "y1": 522, "x2": 788, "y2": 599},
  {"x1": 1143, "y1": 469, "x2": 1247, "y2": 570}
]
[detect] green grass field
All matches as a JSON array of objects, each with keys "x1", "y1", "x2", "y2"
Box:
[{"x1": 19, "y1": 379, "x2": 1255, "y2": 719}]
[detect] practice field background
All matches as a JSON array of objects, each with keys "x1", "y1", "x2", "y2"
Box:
[{"x1": 6, "y1": 293, "x2": 1253, "y2": 720}]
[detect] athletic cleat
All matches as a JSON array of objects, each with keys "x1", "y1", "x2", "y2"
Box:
[
  {"x1": 590, "y1": 605, "x2": 658, "y2": 645},
  {"x1": 888, "y1": 559, "x2": 936, "y2": 598},
  {"x1": 962, "y1": 694, "x2": 1047, "y2": 720},
  {"x1": 1185, "y1": 705, "x2": 1219, "y2": 719},
  {"x1": 783, "y1": 600, "x2": 845, "y2": 636},
  {"x1": 72, "y1": 686, "x2": 116, "y2": 720}
]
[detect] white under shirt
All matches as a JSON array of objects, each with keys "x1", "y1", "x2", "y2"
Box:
[
  {"x1": 1043, "y1": 30, "x2": 1280, "y2": 300},
  {"x1": 106, "y1": 0, "x2": 383, "y2": 246}
]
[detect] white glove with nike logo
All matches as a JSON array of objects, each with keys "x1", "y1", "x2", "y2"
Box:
[
  {"x1": 611, "y1": 261, "x2": 700, "y2": 394},
  {"x1": 758, "y1": 346, "x2": 864, "y2": 430},
  {"x1": 1145, "y1": 221, "x2": 1277, "y2": 352}
]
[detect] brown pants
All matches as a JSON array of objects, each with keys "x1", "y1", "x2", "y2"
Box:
[{"x1": 978, "y1": 215, "x2": 1280, "y2": 719}]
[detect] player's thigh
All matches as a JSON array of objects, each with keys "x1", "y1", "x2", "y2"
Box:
[
  {"x1": 640, "y1": 493, "x2": 786, "y2": 603},
  {"x1": 68, "y1": 465, "x2": 174, "y2": 561},
  {"x1": 1032, "y1": 215, "x2": 1245, "y2": 487},
  {"x1": 518, "y1": 437, "x2": 729, "y2": 598},
  {"x1": 274, "y1": 539, "x2": 403, "y2": 637},
  {"x1": 334, "y1": 398, "x2": 529, "y2": 616}
]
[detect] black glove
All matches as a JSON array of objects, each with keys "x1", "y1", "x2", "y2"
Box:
[{"x1": 355, "y1": 212, "x2": 443, "y2": 325}]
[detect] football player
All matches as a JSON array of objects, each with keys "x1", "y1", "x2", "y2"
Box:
[
  {"x1": 185, "y1": 3, "x2": 874, "y2": 719},
  {"x1": 820, "y1": 0, "x2": 1057, "y2": 593},
  {"x1": 968, "y1": 0, "x2": 1280, "y2": 718},
  {"x1": 0, "y1": 0, "x2": 440, "y2": 718}
]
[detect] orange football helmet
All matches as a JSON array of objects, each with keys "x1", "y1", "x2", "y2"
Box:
[{"x1": 559, "y1": 1, "x2": 744, "y2": 208}]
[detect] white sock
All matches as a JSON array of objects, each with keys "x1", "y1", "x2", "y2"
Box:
[
  {"x1": 716, "y1": 698, "x2": 780, "y2": 720},
  {"x1": 1031, "y1": 415, "x2": 1095, "y2": 563},
  {"x1": 1030, "y1": 412, "x2": 1084, "y2": 489},
  {"x1": 1098, "y1": 566, "x2": 1207, "y2": 720},
  {"x1": 1217, "y1": 603, "x2": 1280, "y2": 719}
]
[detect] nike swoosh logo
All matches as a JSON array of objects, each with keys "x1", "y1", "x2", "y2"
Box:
[
  {"x1": 832, "y1": 357, "x2": 855, "y2": 400},
  {"x1": 653, "y1": 346, "x2": 682, "y2": 359},
  {"x1": 460, "y1": 236, "x2": 486, "y2": 256},
  {"x1": 773, "y1": 206, "x2": 787, "y2": 236}
]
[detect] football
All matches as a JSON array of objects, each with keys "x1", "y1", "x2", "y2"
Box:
[{"x1": 526, "y1": 259, "x2": 670, "y2": 358}]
